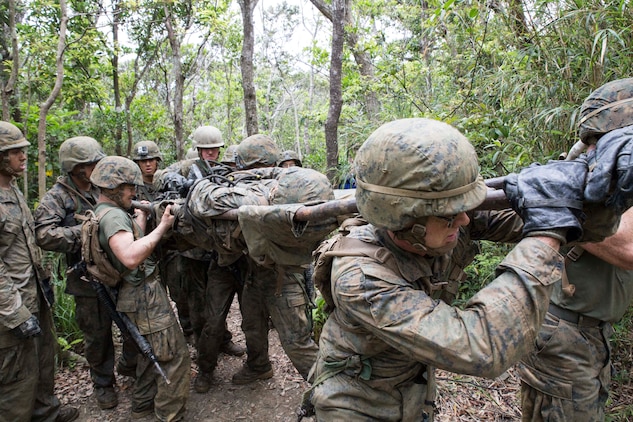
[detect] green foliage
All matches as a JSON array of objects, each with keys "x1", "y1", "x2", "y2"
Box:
[
  {"x1": 312, "y1": 295, "x2": 329, "y2": 344},
  {"x1": 454, "y1": 241, "x2": 512, "y2": 307},
  {"x1": 41, "y1": 252, "x2": 83, "y2": 350},
  {"x1": 606, "y1": 305, "x2": 633, "y2": 420}
]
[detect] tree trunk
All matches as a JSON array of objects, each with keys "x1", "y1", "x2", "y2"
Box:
[
  {"x1": 164, "y1": 4, "x2": 186, "y2": 160},
  {"x1": 309, "y1": 0, "x2": 379, "y2": 122},
  {"x1": 239, "y1": 0, "x2": 259, "y2": 136},
  {"x1": 112, "y1": 0, "x2": 124, "y2": 155},
  {"x1": 324, "y1": 0, "x2": 345, "y2": 182},
  {"x1": 37, "y1": 0, "x2": 67, "y2": 200},
  {"x1": 1, "y1": 0, "x2": 20, "y2": 121}
]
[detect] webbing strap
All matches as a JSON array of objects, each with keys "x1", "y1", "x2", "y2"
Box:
[{"x1": 356, "y1": 175, "x2": 483, "y2": 200}]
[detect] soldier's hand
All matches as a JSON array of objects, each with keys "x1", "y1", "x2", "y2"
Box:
[
  {"x1": 504, "y1": 158, "x2": 588, "y2": 244},
  {"x1": 11, "y1": 315, "x2": 42, "y2": 339},
  {"x1": 160, "y1": 204, "x2": 176, "y2": 229},
  {"x1": 585, "y1": 126, "x2": 633, "y2": 213}
]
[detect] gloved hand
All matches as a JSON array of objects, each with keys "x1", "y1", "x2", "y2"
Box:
[
  {"x1": 161, "y1": 172, "x2": 189, "y2": 196},
  {"x1": 504, "y1": 158, "x2": 588, "y2": 244},
  {"x1": 585, "y1": 125, "x2": 633, "y2": 213},
  {"x1": 179, "y1": 179, "x2": 195, "y2": 197},
  {"x1": 11, "y1": 315, "x2": 42, "y2": 339}
]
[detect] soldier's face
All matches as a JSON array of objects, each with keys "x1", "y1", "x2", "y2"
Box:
[
  {"x1": 120, "y1": 184, "x2": 137, "y2": 209},
  {"x1": 0, "y1": 147, "x2": 27, "y2": 177},
  {"x1": 423, "y1": 213, "x2": 469, "y2": 249},
  {"x1": 391, "y1": 212, "x2": 469, "y2": 256},
  {"x1": 71, "y1": 162, "x2": 98, "y2": 185},
  {"x1": 199, "y1": 147, "x2": 220, "y2": 161},
  {"x1": 137, "y1": 158, "x2": 158, "y2": 177},
  {"x1": 280, "y1": 160, "x2": 297, "y2": 168}
]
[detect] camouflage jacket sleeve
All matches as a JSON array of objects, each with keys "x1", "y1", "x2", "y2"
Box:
[
  {"x1": 328, "y1": 237, "x2": 562, "y2": 379},
  {"x1": 0, "y1": 204, "x2": 34, "y2": 331},
  {"x1": 468, "y1": 209, "x2": 524, "y2": 243},
  {"x1": 34, "y1": 184, "x2": 82, "y2": 253}
]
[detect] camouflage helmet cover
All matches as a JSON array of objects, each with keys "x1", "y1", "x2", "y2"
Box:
[
  {"x1": 90, "y1": 155, "x2": 144, "y2": 189},
  {"x1": 354, "y1": 118, "x2": 487, "y2": 231},
  {"x1": 221, "y1": 144, "x2": 238, "y2": 165},
  {"x1": 277, "y1": 150, "x2": 302, "y2": 167},
  {"x1": 0, "y1": 121, "x2": 30, "y2": 153},
  {"x1": 271, "y1": 167, "x2": 334, "y2": 205},
  {"x1": 59, "y1": 136, "x2": 106, "y2": 173},
  {"x1": 191, "y1": 125, "x2": 224, "y2": 148},
  {"x1": 132, "y1": 140, "x2": 163, "y2": 161},
  {"x1": 578, "y1": 78, "x2": 633, "y2": 145},
  {"x1": 235, "y1": 134, "x2": 281, "y2": 169}
]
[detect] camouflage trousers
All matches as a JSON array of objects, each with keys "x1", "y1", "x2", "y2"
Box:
[
  {"x1": 196, "y1": 257, "x2": 245, "y2": 374},
  {"x1": 518, "y1": 310, "x2": 613, "y2": 422},
  {"x1": 241, "y1": 263, "x2": 318, "y2": 379},
  {"x1": 75, "y1": 295, "x2": 137, "y2": 388},
  {"x1": 183, "y1": 256, "x2": 232, "y2": 345},
  {"x1": 131, "y1": 324, "x2": 191, "y2": 422},
  {"x1": 161, "y1": 252, "x2": 193, "y2": 336},
  {"x1": 0, "y1": 300, "x2": 62, "y2": 422},
  {"x1": 312, "y1": 371, "x2": 434, "y2": 422}
]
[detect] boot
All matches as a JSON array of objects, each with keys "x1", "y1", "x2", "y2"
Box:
[
  {"x1": 55, "y1": 407, "x2": 79, "y2": 422},
  {"x1": 194, "y1": 371, "x2": 212, "y2": 393},
  {"x1": 231, "y1": 365, "x2": 273, "y2": 385},
  {"x1": 220, "y1": 340, "x2": 246, "y2": 357},
  {"x1": 95, "y1": 386, "x2": 118, "y2": 409}
]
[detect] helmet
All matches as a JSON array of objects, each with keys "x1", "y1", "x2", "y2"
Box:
[
  {"x1": 90, "y1": 156, "x2": 144, "y2": 189},
  {"x1": 132, "y1": 140, "x2": 163, "y2": 161},
  {"x1": 235, "y1": 134, "x2": 281, "y2": 169},
  {"x1": 277, "y1": 150, "x2": 302, "y2": 167},
  {"x1": 191, "y1": 125, "x2": 224, "y2": 148},
  {"x1": 59, "y1": 136, "x2": 106, "y2": 173},
  {"x1": 354, "y1": 118, "x2": 487, "y2": 231},
  {"x1": 0, "y1": 121, "x2": 30, "y2": 153},
  {"x1": 578, "y1": 78, "x2": 633, "y2": 145},
  {"x1": 185, "y1": 147, "x2": 198, "y2": 160},
  {"x1": 221, "y1": 145, "x2": 238, "y2": 165}
]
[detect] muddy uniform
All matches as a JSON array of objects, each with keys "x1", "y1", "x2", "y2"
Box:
[
  {"x1": 135, "y1": 181, "x2": 193, "y2": 339},
  {"x1": 311, "y1": 211, "x2": 559, "y2": 421},
  {"x1": 34, "y1": 176, "x2": 138, "y2": 392},
  {"x1": 0, "y1": 183, "x2": 63, "y2": 421},
  {"x1": 185, "y1": 159, "x2": 240, "y2": 354},
  {"x1": 97, "y1": 203, "x2": 190, "y2": 421},
  {"x1": 519, "y1": 249, "x2": 633, "y2": 422}
]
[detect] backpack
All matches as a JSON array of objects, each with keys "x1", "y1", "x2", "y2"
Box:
[
  {"x1": 311, "y1": 217, "x2": 401, "y2": 314},
  {"x1": 79, "y1": 207, "x2": 130, "y2": 288}
]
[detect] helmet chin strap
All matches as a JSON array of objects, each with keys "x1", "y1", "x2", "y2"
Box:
[
  {"x1": 394, "y1": 223, "x2": 456, "y2": 257},
  {"x1": 0, "y1": 154, "x2": 21, "y2": 178}
]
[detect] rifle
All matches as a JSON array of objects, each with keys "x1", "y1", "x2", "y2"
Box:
[{"x1": 68, "y1": 261, "x2": 171, "y2": 384}]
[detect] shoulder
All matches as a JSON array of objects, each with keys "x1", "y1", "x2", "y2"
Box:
[{"x1": 97, "y1": 205, "x2": 133, "y2": 238}]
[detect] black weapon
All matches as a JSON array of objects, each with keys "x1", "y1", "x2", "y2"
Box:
[{"x1": 69, "y1": 261, "x2": 171, "y2": 384}]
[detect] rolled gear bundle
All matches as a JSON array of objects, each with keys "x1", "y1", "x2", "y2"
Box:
[
  {"x1": 184, "y1": 177, "x2": 275, "y2": 265},
  {"x1": 238, "y1": 166, "x2": 337, "y2": 268}
]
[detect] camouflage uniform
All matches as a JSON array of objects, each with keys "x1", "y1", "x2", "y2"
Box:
[
  {"x1": 519, "y1": 248, "x2": 633, "y2": 422},
  {"x1": 132, "y1": 141, "x2": 193, "y2": 339},
  {"x1": 231, "y1": 137, "x2": 321, "y2": 381},
  {"x1": 91, "y1": 156, "x2": 190, "y2": 421},
  {"x1": 0, "y1": 122, "x2": 74, "y2": 422},
  {"x1": 519, "y1": 78, "x2": 633, "y2": 422},
  {"x1": 34, "y1": 176, "x2": 140, "y2": 399},
  {"x1": 308, "y1": 118, "x2": 594, "y2": 421},
  {"x1": 183, "y1": 157, "x2": 241, "y2": 356},
  {"x1": 0, "y1": 122, "x2": 65, "y2": 421}
]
